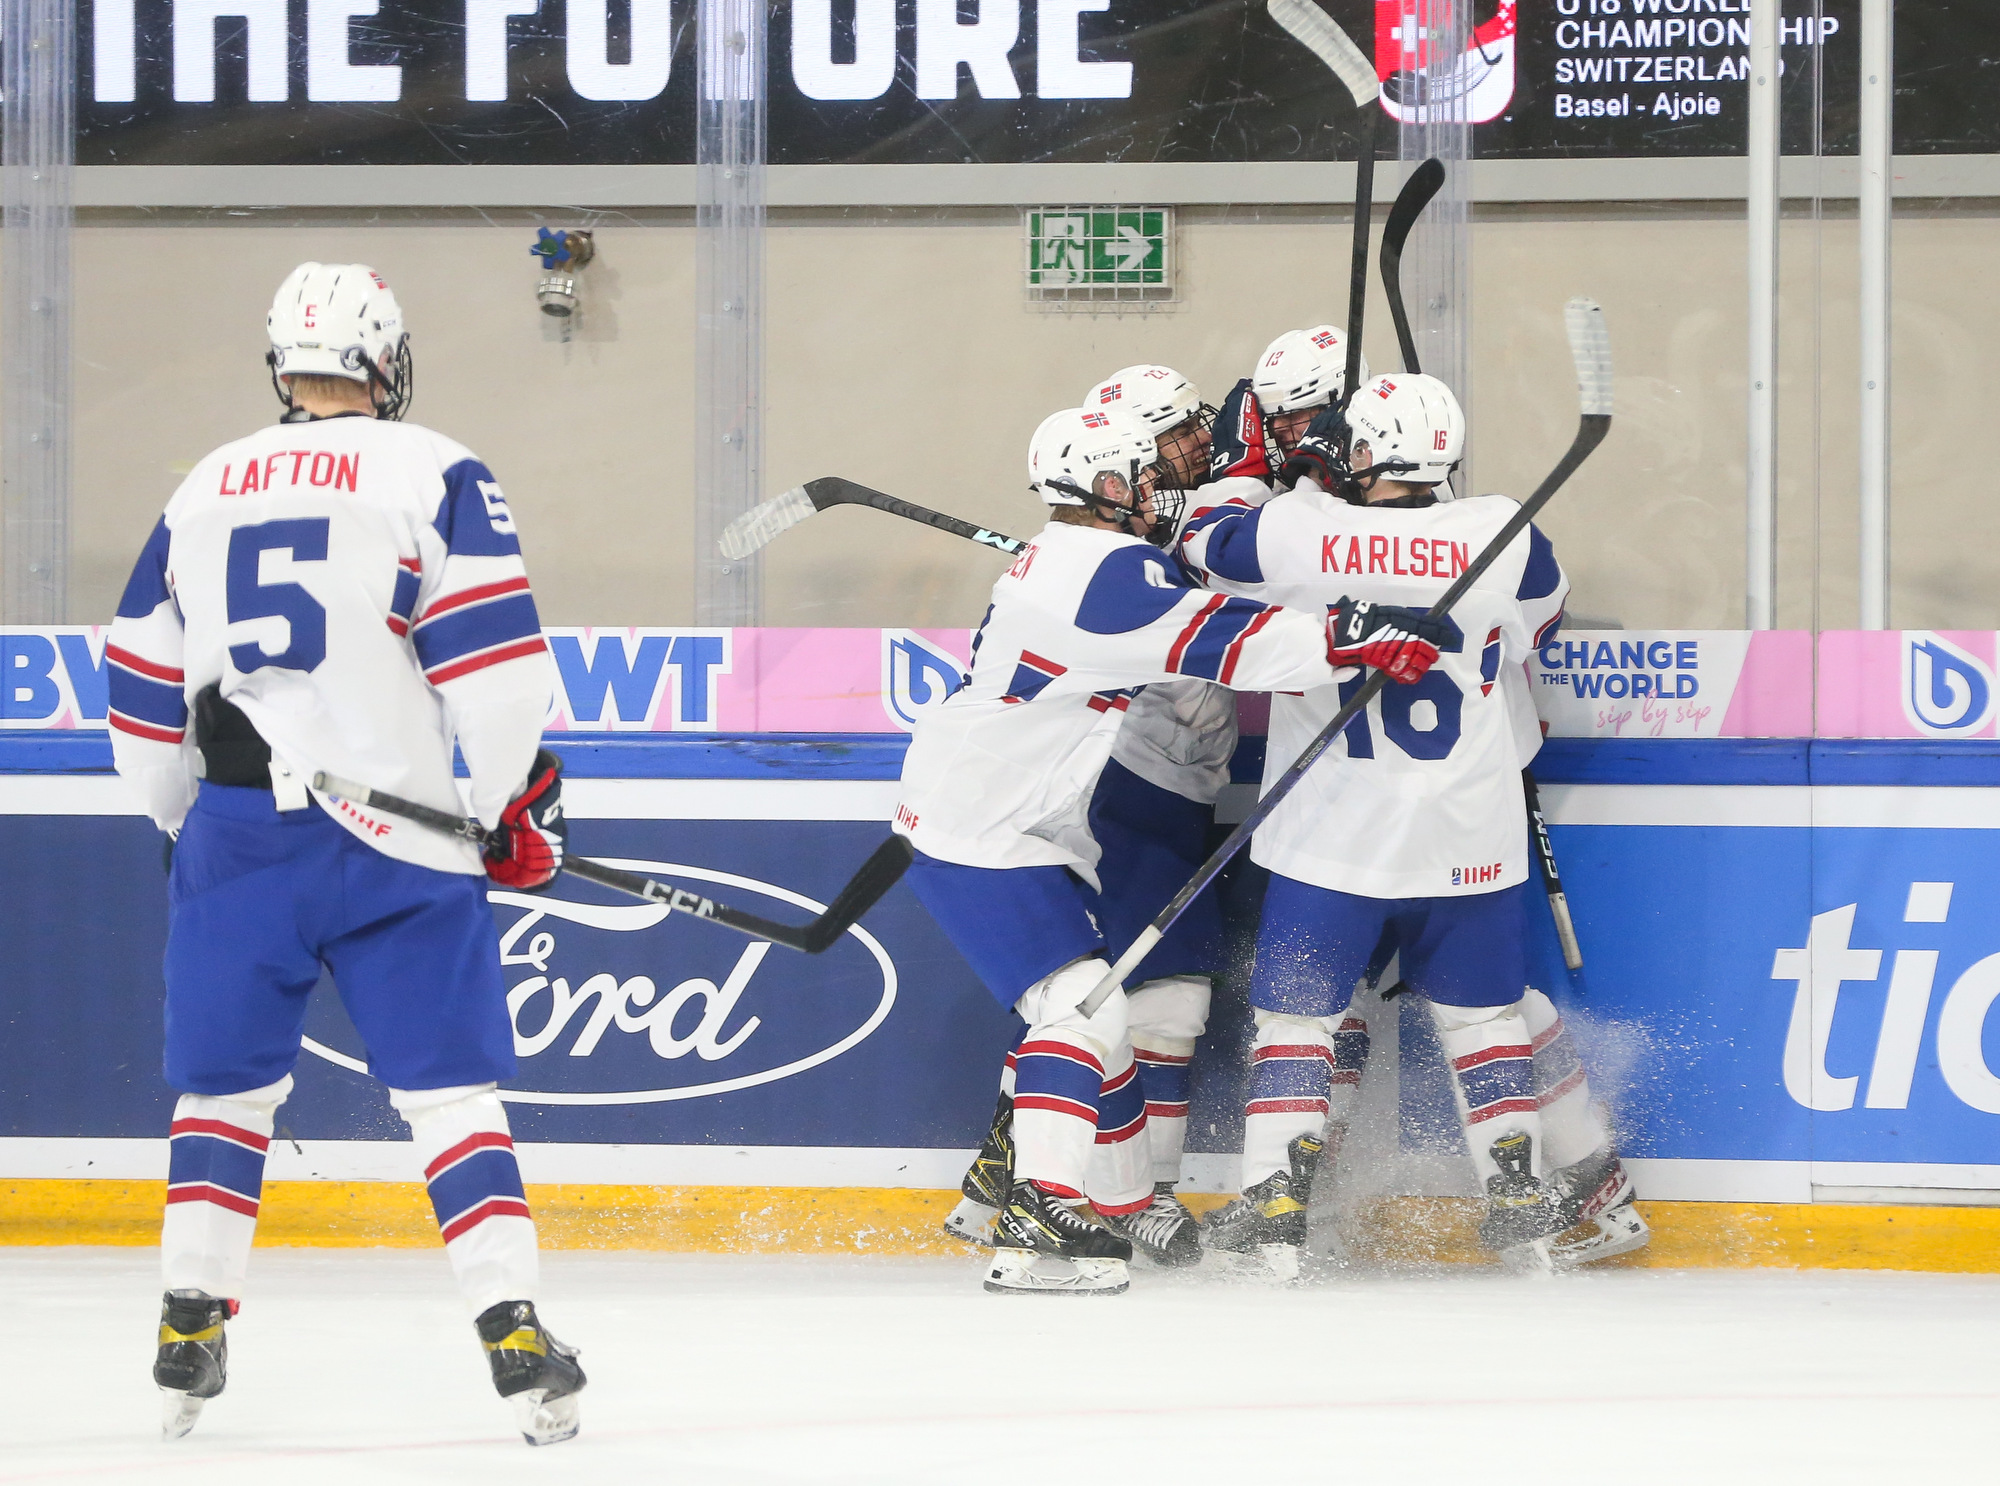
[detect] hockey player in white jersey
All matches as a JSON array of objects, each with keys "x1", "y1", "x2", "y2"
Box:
[
  {"x1": 110, "y1": 263, "x2": 585, "y2": 1442},
  {"x1": 944, "y1": 365, "x2": 1237, "y2": 1264},
  {"x1": 896, "y1": 404, "x2": 1445, "y2": 1294},
  {"x1": 1180, "y1": 370, "x2": 1642, "y2": 1273}
]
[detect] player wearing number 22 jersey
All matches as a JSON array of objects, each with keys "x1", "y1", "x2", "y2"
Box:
[{"x1": 109, "y1": 262, "x2": 584, "y2": 1446}]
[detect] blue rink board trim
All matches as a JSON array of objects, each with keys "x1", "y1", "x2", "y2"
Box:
[{"x1": 11, "y1": 731, "x2": 2000, "y2": 785}]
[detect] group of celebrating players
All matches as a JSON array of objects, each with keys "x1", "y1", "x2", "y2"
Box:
[
  {"x1": 892, "y1": 333, "x2": 1650, "y2": 1296},
  {"x1": 106, "y1": 261, "x2": 1645, "y2": 1448}
]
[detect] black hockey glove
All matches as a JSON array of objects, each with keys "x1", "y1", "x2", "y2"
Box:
[
  {"x1": 1326, "y1": 597, "x2": 1450, "y2": 685},
  {"x1": 1209, "y1": 378, "x2": 1273, "y2": 482},
  {"x1": 1277, "y1": 402, "x2": 1351, "y2": 492}
]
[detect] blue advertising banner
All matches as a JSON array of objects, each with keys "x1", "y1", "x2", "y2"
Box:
[{"x1": 7, "y1": 754, "x2": 2000, "y2": 1200}]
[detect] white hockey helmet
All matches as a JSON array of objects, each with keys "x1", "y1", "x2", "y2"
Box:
[
  {"x1": 1027, "y1": 405, "x2": 1185, "y2": 547},
  {"x1": 1252, "y1": 324, "x2": 1369, "y2": 414},
  {"x1": 1345, "y1": 373, "x2": 1466, "y2": 485},
  {"x1": 1086, "y1": 364, "x2": 1205, "y2": 434},
  {"x1": 267, "y1": 262, "x2": 413, "y2": 420},
  {"x1": 1086, "y1": 364, "x2": 1216, "y2": 489}
]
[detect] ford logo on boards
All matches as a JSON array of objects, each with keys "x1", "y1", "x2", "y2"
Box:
[{"x1": 300, "y1": 859, "x2": 898, "y2": 1106}]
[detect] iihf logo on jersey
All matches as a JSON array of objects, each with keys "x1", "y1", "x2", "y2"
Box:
[
  {"x1": 1901, "y1": 633, "x2": 1995, "y2": 738},
  {"x1": 881, "y1": 630, "x2": 966, "y2": 732}
]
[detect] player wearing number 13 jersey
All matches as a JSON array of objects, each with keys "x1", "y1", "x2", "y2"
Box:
[{"x1": 108, "y1": 263, "x2": 585, "y2": 1446}]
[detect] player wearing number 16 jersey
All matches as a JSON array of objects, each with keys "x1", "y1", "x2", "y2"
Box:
[
  {"x1": 108, "y1": 263, "x2": 584, "y2": 1445},
  {"x1": 1180, "y1": 372, "x2": 1600, "y2": 1274}
]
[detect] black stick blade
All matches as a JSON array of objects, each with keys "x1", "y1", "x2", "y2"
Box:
[
  {"x1": 802, "y1": 834, "x2": 915, "y2": 954},
  {"x1": 1383, "y1": 158, "x2": 1446, "y2": 261}
]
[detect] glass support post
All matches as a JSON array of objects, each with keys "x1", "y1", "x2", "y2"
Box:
[
  {"x1": 1857, "y1": 0, "x2": 1893, "y2": 629},
  {"x1": 1746, "y1": 0, "x2": 1781, "y2": 630},
  {"x1": 1, "y1": 0, "x2": 74, "y2": 622},
  {"x1": 1388, "y1": 0, "x2": 1474, "y2": 490},
  {"x1": 694, "y1": 0, "x2": 767, "y2": 626}
]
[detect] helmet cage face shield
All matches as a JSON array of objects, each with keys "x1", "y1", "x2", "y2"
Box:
[{"x1": 1154, "y1": 405, "x2": 1217, "y2": 488}]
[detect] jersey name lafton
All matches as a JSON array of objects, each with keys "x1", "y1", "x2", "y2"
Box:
[{"x1": 219, "y1": 449, "x2": 361, "y2": 495}]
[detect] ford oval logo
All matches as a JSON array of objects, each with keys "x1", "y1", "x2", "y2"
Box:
[{"x1": 300, "y1": 858, "x2": 898, "y2": 1105}]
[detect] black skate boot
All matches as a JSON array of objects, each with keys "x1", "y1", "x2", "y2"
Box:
[
  {"x1": 476, "y1": 1300, "x2": 587, "y2": 1446},
  {"x1": 1104, "y1": 1184, "x2": 1192, "y2": 1264},
  {"x1": 1099, "y1": 1183, "x2": 1202, "y2": 1268},
  {"x1": 1478, "y1": 1132, "x2": 1567, "y2": 1271},
  {"x1": 985, "y1": 1180, "x2": 1133, "y2": 1295},
  {"x1": 1546, "y1": 1145, "x2": 1651, "y2": 1270},
  {"x1": 1202, "y1": 1133, "x2": 1325, "y2": 1282},
  {"x1": 943, "y1": 1092, "x2": 1014, "y2": 1248},
  {"x1": 154, "y1": 1289, "x2": 232, "y2": 1441}
]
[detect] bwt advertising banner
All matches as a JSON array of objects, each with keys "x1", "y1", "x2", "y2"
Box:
[
  {"x1": 4, "y1": 623, "x2": 1976, "y2": 739},
  {"x1": 74, "y1": 0, "x2": 2000, "y2": 168}
]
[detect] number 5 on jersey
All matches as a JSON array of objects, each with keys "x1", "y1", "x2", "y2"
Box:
[{"x1": 227, "y1": 518, "x2": 330, "y2": 674}]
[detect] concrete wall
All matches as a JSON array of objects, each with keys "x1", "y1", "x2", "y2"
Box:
[{"x1": 66, "y1": 199, "x2": 2000, "y2": 632}]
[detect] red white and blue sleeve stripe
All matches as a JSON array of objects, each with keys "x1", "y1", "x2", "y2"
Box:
[
  {"x1": 414, "y1": 459, "x2": 548, "y2": 685},
  {"x1": 106, "y1": 517, "x2": 187, "y2": 745},
  {"x1": 1163, "y1": 593, "x2": 1286, "y2": 684}
]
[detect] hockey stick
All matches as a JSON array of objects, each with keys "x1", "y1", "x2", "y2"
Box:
[
  {"x1": 1079, "y1": 299, "x2": 1614, "y2": 1017},
  {"x1": 1379, "y1": 158, "x2": 1585, "y2": 971},
  {"x1": 718, "y1": 477, "x2": 1025, "y2": 561},
  {"x1": 309, "y1": 771, "x2": 913, "y2": 955},
  {"x1": 1380, "y1": 156, "x2": 1446, "y2": 375},
  {"x1": 1268, "y1": 0, "x2": 1382, "y2": 419},
  {"x1": 1523, "y1": 767, "x2": 1584, "y2": 971}
]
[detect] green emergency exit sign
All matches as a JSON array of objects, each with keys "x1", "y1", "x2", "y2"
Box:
[{"x1": 1026, "y1": 207, "x2": 1174, "y2": 302}]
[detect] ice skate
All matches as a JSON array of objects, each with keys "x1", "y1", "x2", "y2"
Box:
[
  {"x1": 985, "y1": 1180, "x2": 1132, "y2": 1296},
  {"x1": 477, "y1": 1300, "x2": 587, "y2": 1446},
  {"x1": 1478, "y1": 1132, "x2": 1565, "y2": 1273},
  {"x1": 1202, "y1": 1133, "x2": 1324, "y2": 1282},
  {"x1": 942, "y1": 1092, "x2": 1013, "y2": 1247},
  {"x1": 154, "y1": 1289, "x2": 231, "y2": 1441},
  {"x1": 1099, "y1": 1182, "x2": 1201, "y2": 1268},
  {"x1": 1547, "y1": 1147, "x2": 1651, "y2": 1270}
]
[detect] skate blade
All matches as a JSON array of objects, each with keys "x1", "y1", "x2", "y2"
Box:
[
  {"x1": 942, "y1": 1196, "x2": 998, "y2": 1248},
  {"x1": 1551, "y1": 1209, "x2": 1652, "y2": 1272},
  {"x1": 982, "y1": 1249, "x2": 1128, "y2": 1296},
  {"x1": 160, "y1": 1389, "x2": 206, "y2": 1442},
  {"x1": 511, "y1": 1388, "x2": 581, "y2": 1446}
]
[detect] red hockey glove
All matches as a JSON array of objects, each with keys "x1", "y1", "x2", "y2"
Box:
[
  {"x1": 484, "y1": 749, "x2": 567, "y2": 892},
  {"x1": 1209, "y1": 378, "x2": 1273, "y2": 481},
  {"x1": 1326, "y1": 597, "x2": 1448, "y2": 685}
]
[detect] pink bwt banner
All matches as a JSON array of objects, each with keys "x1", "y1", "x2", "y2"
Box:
[{"x1": 4, "y1": 626, "x2": 1992, "y2": 741}]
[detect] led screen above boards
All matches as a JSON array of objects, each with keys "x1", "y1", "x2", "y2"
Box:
[{"x1": 76, "y1": 0, "x2": 2000, "y2": 168}]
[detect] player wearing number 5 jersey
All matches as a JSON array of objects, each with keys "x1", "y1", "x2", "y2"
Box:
[
  {"x1": 1181, "y1": 372, "x2": 1621, "y2": 1274},
  {"x1": 108, "y1": 263, "x2": 584, "y2": 1445}
]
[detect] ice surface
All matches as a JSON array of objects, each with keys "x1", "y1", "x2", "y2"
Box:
[{"x1": 8, "y1": 1247, "x2": 2000, "y2": 1484}]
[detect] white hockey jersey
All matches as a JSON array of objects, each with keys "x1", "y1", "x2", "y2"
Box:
[
  {"x1": 1105, "y1": 476, "x2": 1278, "y2": 807},
  {"x1": 894, "y1": 521, "x2": 1342, "y2": 882},
  {"x1": 108, "y1": 415, "x2": 555, "y2": 876},
  {"x1": 1179, "y1": 480, "x2": 1567, "y2": 898},
  {"x1": 1108, "y1": 680, "x2": 1237, "y2": 807}
]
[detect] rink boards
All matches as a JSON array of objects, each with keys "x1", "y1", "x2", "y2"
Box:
[{"x1": 6, "y1": 733, "x2": 2000, "y2": 1215}]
